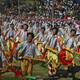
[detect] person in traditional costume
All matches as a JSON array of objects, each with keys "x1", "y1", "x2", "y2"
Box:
[
  {"x1": 33, "y1": 27, "x2": 47, "y2": 53},
  {"x1": 34, "y1": 27, "x2": 47, "y2": 42},
  {"x1": 21, "y1": 24, "x2": 28, "y2": 41},
  {"x1": 6, "y1": 23, "x2": 16, "y2": 39},
  {"x1": 33, "y1": 21, "x2": 40, "y2": 35},
  {"x1": 5, "y1": 23, "x2": 16, "y2": 56},
  {"x1": 3, "y1": 18, "x2": 10, "y2": 30},
  {"x1": 28, "y1": 22, "x2": 34, "y2": 33},
  {"x1": 45, "y1": 27, "x2": 61, "y2": 77},
  {"x1": 15, "y1": 25, "x2": 24, "y2": 42},
  {"x1": 0, "y1": 37, "x2": 7, "y2": 80},
  {"x1": 16, "y1": 32, "x2": 41, "y2": 80},
  {"x1": 63, "y1": 29, "x2": 77, "y2": 51},
  {"x1": 66, "y1": 22, "x2": 73, "y2": 36},
  {"x1": 58, "y1": 24, "x2": 67, "y2": 45},
  {"x1": 63, "y1": 29, "x2": 77, "y2": 67},
  {"x1": 46, "y1": 24, "x2": 53, "y2": 36}
]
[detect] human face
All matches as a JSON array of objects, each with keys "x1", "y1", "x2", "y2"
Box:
[
  {"x1": 30, "y1": 23, "x2": 32, "y2": 27},
  {"x1": 69, "y1": 24, "x2": 72, "y2": 28},
  {"x1": 6, "y1": 19, "x2": 8, "y2": 22},
  {"x1": 41, "y1": 29, "x2": 45, "y2": 33},
  {"x1": 48, "y1": 26, "x2": 51, "y2": 30},
  {"x1": 27, "y1": 35, "x2": 33, "y2": 43},
  {"x1": 53, "y1": 29, "x2": 57, "y2": 35},
  {"x1": 71, "y1": 31, "x2": 75, "y2": 36},
  {"x1": 36, "y1": 23, "x2": 39, "y2": 27},
  {"x1": 24, "y1": 25, "x2": 27, "y2": 31},
  {"x1": 62, "y1": 26, "x2": 64, "y2": 29},
  {"x1": 11, "y1": 24, "x2": 14, "y2": 29}
]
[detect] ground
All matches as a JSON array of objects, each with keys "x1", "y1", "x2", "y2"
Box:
[{"x1": 1, "y1": 60, "x2": 80, "y2": 80}]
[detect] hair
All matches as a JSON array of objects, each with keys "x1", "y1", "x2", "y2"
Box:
[
  {"x1": 29, "y1": 21, "x2": 32, "y2": 24},
  {"x1": 41, "y1": 27, "x2": 45, "y2": 31},
  {"x1": 27, "y1": 32, "x2": 34, "y2": 39},
  {"x1": 52, "y1": 27, "x2": 58, "y2": 34},
  {"x1": 48, "y1": 24, "x2": 53, "y2": 27},
  {"x1": 70, "y1": 29, "x2": 76, "y2": 34},
  {"x1": 10, "y1": 23, "x2": 14, "y2": 28},
  {"x1": 69, "y1": 22, "x2": 73, "y2": 25},
  {"x1": 10, "y1": 23, "x2": 14, "y2": 26},
  {"x1": 24, "y1": 24, "x2": 28, "y2": 29},
  {"x1": 36, "y1": 22, "x2": 39, "y2": 24},
  {"x1": 62, "y1": 23, "x2": 65, "y2": 26},
  {"x1": 21, "y1": 25, "x2": 24, "y2": 28},
  {"x1": 50, "y1": 24, "x2": 53, "y2": 28}
]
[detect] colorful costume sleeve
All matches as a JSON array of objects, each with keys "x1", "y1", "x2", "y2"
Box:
[{"x1": 16, "y1": 42, "x2": 24, "y2": 51}]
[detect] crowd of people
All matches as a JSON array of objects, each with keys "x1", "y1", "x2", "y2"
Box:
[
  {"x1": 0, "y1": 0, "x2": 79, "y2": 80},
  {"x1": 0, "y1": 13, "x2": 79, "y2": 79},
  {"x1": 52, "y1": 0, "x2": 80, "y2": 19},
  {"x1": 35, "y1": 0, "x2": 80, "y2": 20}
]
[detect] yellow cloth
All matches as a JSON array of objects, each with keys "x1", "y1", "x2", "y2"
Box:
[
  {"x1": 65, "y1": 51, "x2": 73, "y2": 60},
  {"x1": 21, "y1": 60, "x2": 33, "y2": 76},
  {"x1": 47, "y1": 50, "x2": 58, "y2": 63},
  {"x1": 60, "y1": 36, "x2": 65, "y2": 45},
  {"x1": 38, "y1": 44, "x2": 44, "y2": 53},
  {"x1": 16, "y1": 37, "x2": 22, "y2": 43},
  {"x1": 47, "y1": 50, "x2": 58, "y2": 69},
  {"x1": 47, "y1": 50, "x2": 58, "y2": 75},
  {"x1": 38, "y1": 44, "x2": 42, "y2": 51},
  {"x1": 6, "y1": 40, "x2": 14, "y2": 56}
]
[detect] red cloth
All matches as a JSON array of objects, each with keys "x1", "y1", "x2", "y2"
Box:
[
  {"x1": 78, "y1": 46, "x2": 80, "y2": 52},
  {"x1": 15, "y1": 70, "x2": 22, "y2": 77},
  {"x1": 11, "y1": 68, "x2": 16, "y2": 72},
  {"x1": 40, "y1": 50, "x2": 47, "y2": 59},
  {"x1": 22, "y1": 77, "x2": 25, "y2": 80},
  {"x1": 59, "y1": 51, "x2": 74, "y2": 65},
  {"x1": 12, "y1": 68, "x2": 22, "y2": 77}
]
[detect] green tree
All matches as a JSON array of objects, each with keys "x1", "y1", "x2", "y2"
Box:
[{"x1": 19, "y1": 0, "x2": 35, "y2": 8}]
